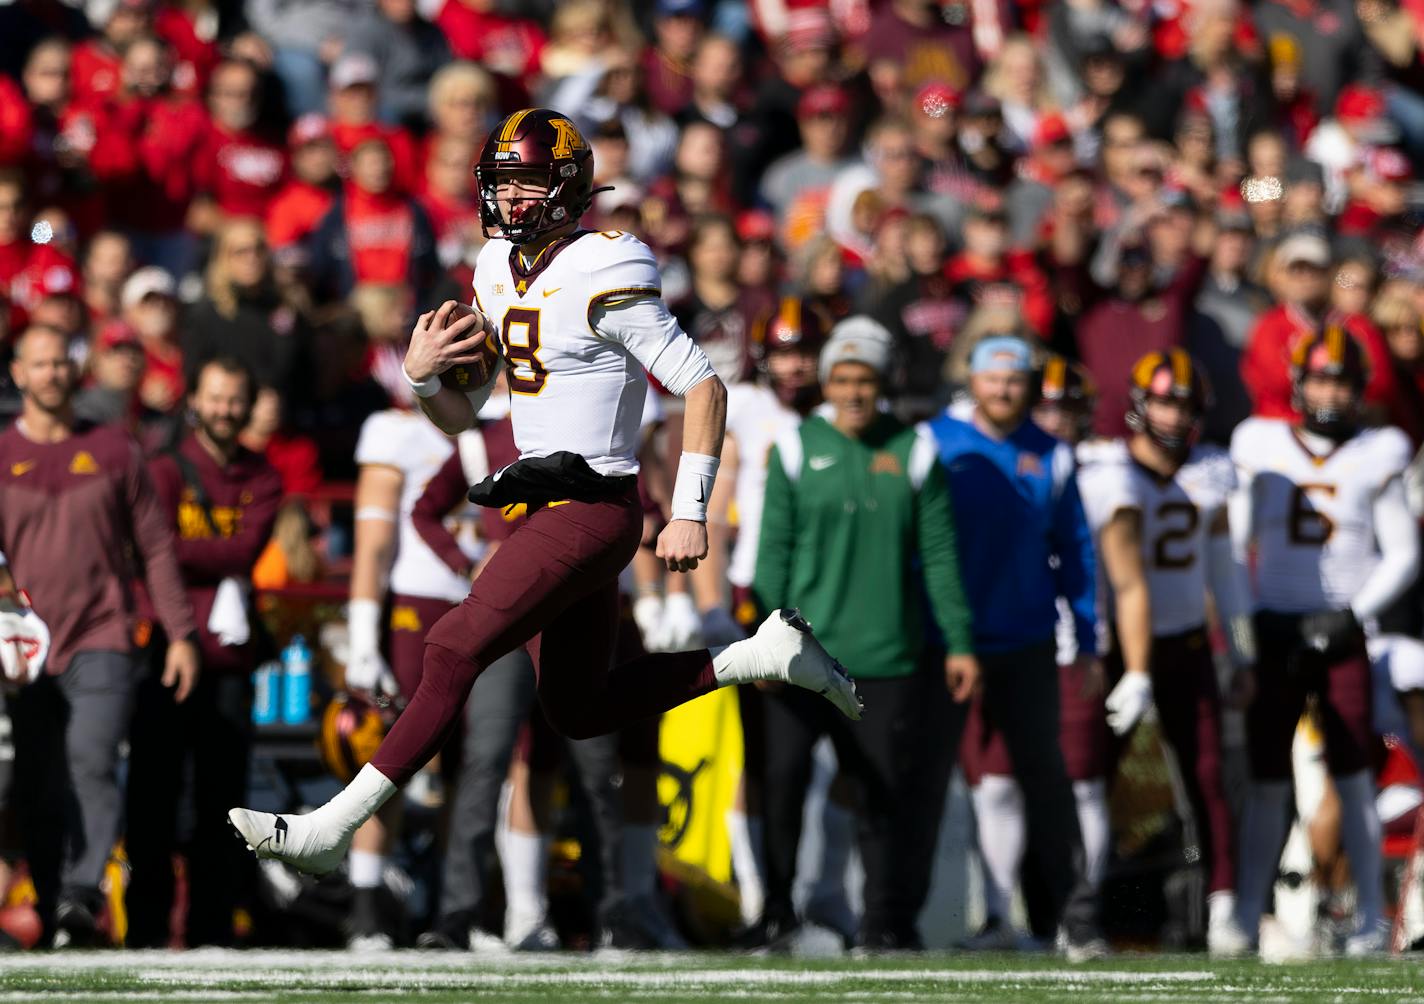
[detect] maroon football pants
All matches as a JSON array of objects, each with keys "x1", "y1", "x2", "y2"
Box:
[
  {"x1": 371, "y1": 487, "x2": 718, "y2": 786},
  {"x1": 1110, "y1": 627, "x2": 1237, "y2": 895}
]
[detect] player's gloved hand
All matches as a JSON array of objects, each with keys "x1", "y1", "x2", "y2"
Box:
[
  {"x1": 1299, "y1": 608, "x2": 1361, "y2": 661},
  {"x1": 0, "y1": 595, "x2": 49, "y2": 686},
  {"x1": 345, "y1": 598, "x2": 398, "y2": 696},
  {"x1": 700, "y1": 605, "x2": 745, "y2": 647},
  {"x1": 632, "y1": 593, "x2": 665, "y2": 651},
  {"x1": 655, "y1": 591, "x2": 704, "y2": 652},
  {"x1": 1105, "y1": 669, "x2": 1153, "y2": 736}
]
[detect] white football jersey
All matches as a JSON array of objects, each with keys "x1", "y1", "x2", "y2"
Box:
[
  {"x1": 355, "y1": 409, "x2": 478, "y2": 604},
  {"x1": 725, "y1": 382, "x2": 802, "y2": 588},
  {"x1": 1053, "y1": 438, "x2": 1138, "y2": 664},
  {"x1": 1076, "y1": 441, "x2": 1236, "y2": 635},
  {"x1": 1231, "y1": 417, "x2": 1412, "y2": 614},
  {"x1": 472, "y1": 229, "x2": 713, "y2": 477}
]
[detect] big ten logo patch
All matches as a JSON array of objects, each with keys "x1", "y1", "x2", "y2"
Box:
[{"x1": 178, "y1": 490, "x2": 241, "y2": 539}]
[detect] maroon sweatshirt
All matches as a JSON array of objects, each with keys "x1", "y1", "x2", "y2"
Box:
[
  {"x1": 146, "y1": 434, "x2": 283, "y2": 673},
  {"x1": 0, "y1": 420, "x2": 195, "y2": 673},
  {"x1": 411, "y1": 419, "x2": 521, "y2": 577}
]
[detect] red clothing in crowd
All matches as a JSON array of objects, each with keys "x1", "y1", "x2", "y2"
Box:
[
  {"x1": 153, "y1": 5, "x2": 221, "y2": 95},
  {"x1": 330, "y1": 121, "x2": 420, "y2": 195},
  {"x1": 943, "y1": 250, "x2": 1054, "y2": 336},
  {"x1": 194, "y1": 122, "x2": 287, "y2": 218},
  {"x1": 344, "y1": 185, "x2": 416, "y2": 284},
  {"x1": 417, "y1": 187, "x2": 478, "y2": 261},
  {"x1": 21, "y1": 100, "x2": 136, "y2": 236},
  {"x1": 1241, "y1": 304, "x2": 1401, "y2": 421},
  {"x1": 261, "y1": 431, "x2": 323, "y2": 496},
  {"x1": 0, "y1": 77, "x2": 32, "y2": 164},
  {"x1": 435, "y1": 0, "x2": 546, "y2": 83},
  {"x1": 139, "y1": 337, "x2": 185, "y2": 413},
  {"x1": 70, "y1": 40, "x2": 124, "y2": 105},
  {"x1": 0, "y1": 238, "x2": 81, "y2": 331},
  {"x1": 266, "y1": 180, "x2": 334, "y2": 251},
  {"x1": 134, "y1": 95, "x2": 211, "y2": 230}
]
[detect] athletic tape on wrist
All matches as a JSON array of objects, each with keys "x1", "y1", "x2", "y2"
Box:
[
  {"x1": 403, "y1": 363, "x2": 442, "y2": 399},
  {"x1": 670, "y1": 452, "x2": 719, "y2": 523}
]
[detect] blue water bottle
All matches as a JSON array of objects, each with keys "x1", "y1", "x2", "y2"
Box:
[
  {"x1": 281, "y1": 634, "x2": 312, "y2": 724},
  {"x1": 252, "y1": 659, "x2": 281, "y2": 725}
]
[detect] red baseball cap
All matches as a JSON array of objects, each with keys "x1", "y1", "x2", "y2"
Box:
[
  {"x1": 915, "y1": 81, "x2": 960, "y2": 120},
  {"x1": 781, "y1": 7, "x2": 837, "y2": 53},
  {"x1": 1032, "y1": 112, "x2": 1071, "y2": 149},
  {"x1": 1336, "y1": 84, "x2": 1385, "y2": 124},
  {"x1": 797, "y1": 84, "x2": 850, "y2": 119},
  {"x1": 288, "y1": 113, "x2": 331, "y2": 149},
  {"x1": 735, "y1": 209, "x2": 776, "y2": 243},
  {"x1": 97, "y1": 319, "x2": 140, "y2": 351}
]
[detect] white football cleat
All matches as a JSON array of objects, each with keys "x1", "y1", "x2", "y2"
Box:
[
  {"x1": 759, "y1": 610, "x2": 862, "y2": 720},
  {"x1": 1207, "y1": 892, "x2": 1252, "y2": 957},
  {"x1": 227, "y1": 807, "x2": 352, "y2": 876}
]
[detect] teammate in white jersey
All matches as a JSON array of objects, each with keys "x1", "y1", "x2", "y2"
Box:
[
  {"x1": 1231, "y1": 328, "x2": 1421, "y2": 955},
  {"x1": 1110, "y1": 349, "x2": 1254, "y2": 955},
  {"x1": 230, "y1": 108, "x2": 860, "y2": 876}
]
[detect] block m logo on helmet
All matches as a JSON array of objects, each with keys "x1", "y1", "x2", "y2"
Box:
[{"x1": 549, "y1": 117, "x2": 586, "y2": 159}]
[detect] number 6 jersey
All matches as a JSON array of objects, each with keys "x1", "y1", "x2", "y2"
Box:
[
  {"x1": 471, "y1": 229, "x2": 715, "y2": 476},
  {"x1": 1230, "y1": 416, "x2": 1412, "y2": 615}
]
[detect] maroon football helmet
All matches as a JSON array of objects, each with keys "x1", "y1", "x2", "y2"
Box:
[{"x1": 476, "y1": 108, "x2": 597, "y2": 245}]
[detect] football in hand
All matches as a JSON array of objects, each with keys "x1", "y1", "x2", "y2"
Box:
[{"x1": 439, "y1": 310, "x2": 500, "y2": 391}]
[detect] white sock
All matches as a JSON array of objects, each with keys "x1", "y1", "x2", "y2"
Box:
[
  {"x1": 1235, "y1": 780, "x2": 1291, "y2": 937},
  {"x1": 621, "y1": 824, "x2": 660, "y2": 900},
  {"x1": 726, "y1": 810, "x2": 765, "y2": 925},
  {"x1": 318, "y1": 763, "x2": 398, "y2": 836},
  {"x1": 810, "y1": 799, "x2": 854, "y2": 904},
  {"x1": 348, "y1": 849, "x2": 385, "y2": 890},
  {"x1": 1208, "y1": 889, "x2": 1237, "y2": 928},
  {"x1": 1072, "y1": 778, "x2": 1110, "y2": 890},
  {"x1": 1334, "y1": 769, "x2": 1385, "y2": 931},
  {"x1": 972, "y1": 774, "x2": 1025, "y2": 923},
  {"x1": 502, "y1": 829, "x2": 549, "y2": 934}
]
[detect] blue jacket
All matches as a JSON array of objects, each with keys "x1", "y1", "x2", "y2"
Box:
[{"x1": 924, "y1": 411, "x2": 1097, "y2": 655}]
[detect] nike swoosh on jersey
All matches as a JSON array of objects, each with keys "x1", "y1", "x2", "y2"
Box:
[
  {"x1": 542, "y1": 287, "x2": 562, "y2": 298},
  {"x1": 808, "y1": 455, "x2": 836, "y2": 471},
  {"x1": 10, "y1": 460, "x2": 35, "y2": 476}
]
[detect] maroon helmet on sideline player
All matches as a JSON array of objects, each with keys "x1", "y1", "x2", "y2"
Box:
[
  {"x1": 1290, "y1": 325, "x2": 1370, "y2": 439},
  {"x1": 318, "y1": 692, "x2": 397, "y2": 784},
  {"x1": 1126, "y1": 348, "x2": 1212, "y2": 454},
  {"x1": 1036, "y1": 353, "x2": 1097, "y2": 442},
  {"x1": 749, "y1": 296, "x2": 832, "y2": 411},
  {"x1": 475, "y1": 108, "x2": 601, "y2": 245}
]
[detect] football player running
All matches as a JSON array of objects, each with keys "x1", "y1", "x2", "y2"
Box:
[
  {"x1": 230, "y1": 108, "x2": 861, "y2": 873},
  {"x1": 1108, "y1": 350, "x2": 1255, "y2": 956},
  {"x1": 1231, "y1": 328, "x2": 1420, "y2": 955}
]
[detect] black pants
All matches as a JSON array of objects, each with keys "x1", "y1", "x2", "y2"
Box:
[
  {"x1": 760, "y1": 655, "x2": 959, "y2": 942},
  {"x1": 974, "y1": 641, "x2": 1097, "y2": 937},
  {"x1": 124, "y1": 650, "x2": 254, "y2": 948}
]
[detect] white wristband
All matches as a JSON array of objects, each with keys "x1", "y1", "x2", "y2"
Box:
[
  {"x1": 348, "y1": 598, "x2": 383, "y2": 654},
  {"x1": 403, "y1": 363, "x2": 442, "y2": 399},
  {"x1": 670, "y1": 452, "x2": 719, "y2": 523}
]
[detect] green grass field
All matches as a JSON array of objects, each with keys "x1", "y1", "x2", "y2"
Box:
[{"x1": 3, "y1": 950, "x2": 1424, "y2": 1003}]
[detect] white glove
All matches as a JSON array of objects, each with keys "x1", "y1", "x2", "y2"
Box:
[
  {"x1": 699, "y1": 605, "x2": 745, "y2": 647},
  {"x1": 345, "y1": 598, "x2": 397, "y2": 696},
  {"x1": 632, "y1": 594, "x2": 665, "y2": 651},
  {"x1": 0, "y1": 597, "x2": 49, "y2": 686},
  {"x1": 655, "y1": 591, "x2": 704, "y2": 653},
  {"x1": 1105, "y1": 669, "x2": 1153, "y2": 736}
]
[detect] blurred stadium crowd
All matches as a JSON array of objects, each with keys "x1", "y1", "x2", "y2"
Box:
[{"x1": 0, "y1": 0, "x2": 1423, "y2": 962}]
